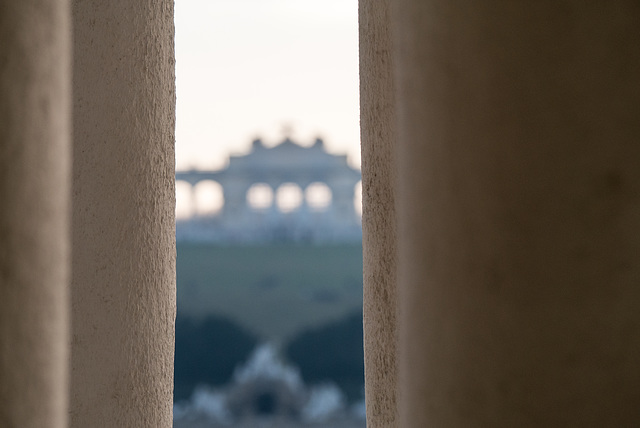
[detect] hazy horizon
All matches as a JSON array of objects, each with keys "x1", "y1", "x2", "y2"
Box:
[{"x1": 174, "y1": 0, "x2": 360, "y2": 172}]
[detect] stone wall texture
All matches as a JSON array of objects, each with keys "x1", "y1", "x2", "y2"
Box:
[
  {"x1": 391, "y1": 1, "x2": 640, "y2": 426},
  {"x1": 0, "y1": 1, "x2": 72, "y2": 427},
  {"x1": 359, "y1": 0, "x2": 399, "y2": 426},
  {"x1": 70, "y1": 1, "x2": 176, "y2": 426}
]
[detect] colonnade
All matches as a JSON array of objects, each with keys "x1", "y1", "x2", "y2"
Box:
[
  {"x1": 1, "y1": 1, "x2": 175, "y2": 426},
  {"x1": 175, "y1": 137, "x2": 362, "y2": 221},
  {"x1": 361, "y1": 0, "x2": 640, "y2": 426},
  {"x1": 177, "y1": 179, "x2": 359, "y2": 219},
  {"x1": 2, "y1": 0, "x2": 640, "y2": 427}
]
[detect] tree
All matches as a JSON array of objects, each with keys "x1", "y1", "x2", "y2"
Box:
[{"x1": 174, "y1": 314, "x2": 258, "y2": 401}]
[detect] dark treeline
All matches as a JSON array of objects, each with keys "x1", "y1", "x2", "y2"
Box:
[
  {"x1": 284, "y1": 311, "x2": 364, "y2": 401},
  {"x1": 174, "y1": 315, "x2": 258, "y2": 401},
  {"x1": 174, "y1": 311, "x2": 364, "y2": 402}
]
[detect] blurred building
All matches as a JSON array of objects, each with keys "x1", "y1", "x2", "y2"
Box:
[{"x1": 176, "y1": 137, "x2": 362, "y2": 243}]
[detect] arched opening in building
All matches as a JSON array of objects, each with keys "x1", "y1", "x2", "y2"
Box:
[
  {"x1": 247, "y1": 183, "x2": 274, "y2": 210},
  {"x1": 305, "y1": 182, "x2": 332, "y2": 211},
  {"x1": 276, "y1": 183, "x2": 304, "y2": 213},
  {"x1": 193, "y1": 180, "x2": 224, "y2": 216}
]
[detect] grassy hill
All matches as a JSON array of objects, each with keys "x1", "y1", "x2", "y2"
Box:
[{"x1": 177, "y1": 243, "x2": 363, "y2": 343}]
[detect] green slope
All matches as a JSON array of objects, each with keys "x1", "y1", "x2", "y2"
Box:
[{"x1": 177, "y1": 243, "x2": 363, "y2": 343}]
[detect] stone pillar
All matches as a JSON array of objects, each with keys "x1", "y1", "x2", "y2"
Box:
[
  {"x1": 0, "y1": 1, "x2": 71, "y2": 427},
  {"x1": 299, "y1": 184, "x2": 309, "y2": 211},
  {"x1": 221, "y1": 178, "x2": 250, "y2": 223},
  {"x1": 359, "y1": 0, "x2": 398, "y2": 425},
  {"x1": 71, "y1": 1, "x2": 176, "y2": 426},
  {"x1": 333, "y1": 182, "x2": 357, "y2": 221},
  {"x1": 190, "y1": 183, "x2": 198, "y2": 217},
  {"x1": 392, "y1": 1, "x2": 640, "y2": 426}
]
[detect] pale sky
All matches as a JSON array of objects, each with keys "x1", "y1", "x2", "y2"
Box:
[{"x1": 174, "y1": 0, "x2": 360, "y2": 172}]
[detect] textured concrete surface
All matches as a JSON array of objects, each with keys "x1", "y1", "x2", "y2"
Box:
[
  {"x1": 0, "y1": 1, "x2": 71, "y2": 427},
  {"x1": 392, "y1": 1, "x2": 640, "y2": 426},
  {"x1": 70, "y1": 1, "x2": 176, "y2": 426},
  {"x1": 359, "y1": 0, "x2": 399, "y2": 426}
]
